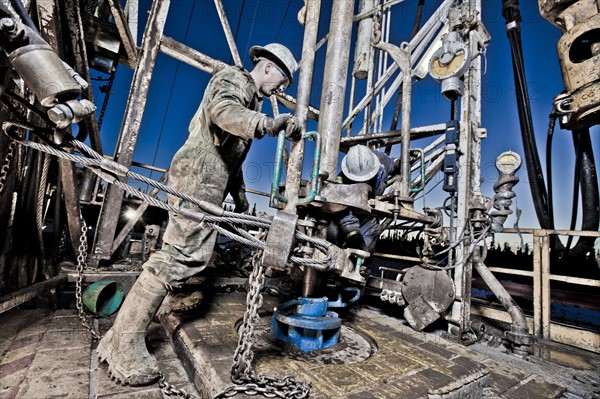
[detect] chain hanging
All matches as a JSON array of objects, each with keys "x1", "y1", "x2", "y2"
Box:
[
  {"x1": 0, "y1": 140, "x2": 16, "y2": 196},
  {"x1": 215, "y1": 252, "x2": 311, "y2": 399},
  {"x1": 74, "y1": 217, "x2": 102, "y2": 340}
]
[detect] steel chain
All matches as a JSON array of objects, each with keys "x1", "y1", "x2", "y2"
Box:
[
  {"x1": 58, "y1": 228, "x2": 68, "y2": 259},
  {"x1": 159, "y1": 373, "x2": 195, "y2": 398},
  {"x1": 74, "y1": 218, "x2": 103, "y2": 340},
  {"x1": 72, "y1": 223, "x2": 194, "y2": 397},
  {"x1": 215, "y1": 252, "x2": 311, "y2": 399},
  {"x1": 3, "y1": 119, "x2": 318, "y2": 397},
  {"x1": 0, "y1": 140, "x2": 16, "y2": 196}
]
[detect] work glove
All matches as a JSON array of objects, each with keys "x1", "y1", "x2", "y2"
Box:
[
  {"x1": 260, "y1": 114, "x2": 302, "y2": 141},
  {"x1": 228, "y1": 174, "x2": 249, "y2": 213},
  {"x1": 233, "y1": 189, "x2": 249, "y2": 213}
]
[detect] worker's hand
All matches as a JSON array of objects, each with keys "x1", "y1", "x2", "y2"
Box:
[
  {"x1": 261, "y1": 114, "x2": 302, "y2": 140},
  {"x1": 232, "y1": 187, "x2": 249, "y2": 213},
  {"x1": 284, "y1": 116, "x2": 302, "y2": 142}
]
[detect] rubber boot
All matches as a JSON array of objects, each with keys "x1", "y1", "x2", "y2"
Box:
[{"x1": 97, "y1": 270, "x2": 167, "y2": 386}]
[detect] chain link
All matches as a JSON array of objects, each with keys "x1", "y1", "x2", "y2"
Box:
[
  {"x1": 215, "y1": 252, "x2": 311, "y2": 399},
  {"x1": 2, "y1": 119, "x2": 318, "y2": 397},
  {"x1": 159, "y1": 373, "x2": 195, "y2": 398},
  {"x1": 0, "y1": 140, "x2": 16, "y2": 196},
  {"x1": 74, "y1": 218, "x2": 103, "y2": 340}
]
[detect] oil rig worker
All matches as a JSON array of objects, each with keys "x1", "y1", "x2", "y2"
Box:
[
  {"x1": 335, "y1": 145, "x2": 398, "y2": 256},
  {"x1": 97, "y1": 43, "x2": 302, "y2": 386}
]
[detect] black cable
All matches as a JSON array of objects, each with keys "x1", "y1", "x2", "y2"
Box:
[
  {"x1": 564, "y1": 130, "x2": 583, "y2": 253},
  {"x1": 229, "y1": 0, "x2": 246, "y2": 65},
  {"x1": 275, "y1": 1, "x2": 292, "y2": 41},
  {"x1": 569, "y1": 128, "x2": 600, "y2": 256},
  {"x1": 502, "y1": 0, "x2": 554, "y2": 229},
  {"x1": 411, "y1": 0, "x2": 425, "y2": 39},
  {"x1": 545, "y1": 111, "x2": 557, "y2": 227}
]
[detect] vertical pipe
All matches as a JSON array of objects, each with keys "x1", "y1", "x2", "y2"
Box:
[
  {"x1": 452, "y1": 0, "x2": 483, "y2": 336},
  {"x1": 214, "y1": 0, "x2": 242, "y2": 68},
  {"x1": 353, "y1": 0, "x2": 374, "y2": 79},
  {"x1": 284, "y1": 0, "x2": 321, "y2": 214},
  {"x1": 399, "y1": 46, "x2": 411, "y2": 199},
  {"x1": 318, "y1": 0, "x2": 354, "y2": 179},
  {"x1": 363, "y1": 40, "x2": 376, "y2": 135},
  {"x1": 532, "y1": 230, "x2": 542, "y2": 337},
  {"x1": 346, "y1": 76, "x2": 356, "y2": 136},
  {"x1": 541, "y1": 232, "x2": 551, "y2": 339}
]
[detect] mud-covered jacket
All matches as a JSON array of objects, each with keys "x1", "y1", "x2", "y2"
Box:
[{"x1": 168, "y1": 66, "x2": 265, "y2": 205}]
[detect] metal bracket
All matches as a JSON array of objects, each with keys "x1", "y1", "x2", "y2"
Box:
[{"x1": 262, "y1": 210, "x2": 298, "y2": 271}]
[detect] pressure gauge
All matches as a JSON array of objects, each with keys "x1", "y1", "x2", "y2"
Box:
[{"x1": 495, "y1": 151, "x2": 522, "y2": 175}]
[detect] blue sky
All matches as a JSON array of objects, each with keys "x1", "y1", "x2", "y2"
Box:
[{"x1": 93, "y1": 0, "x2": 599, "y2": 237}]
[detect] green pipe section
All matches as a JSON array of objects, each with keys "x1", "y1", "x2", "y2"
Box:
[{"x1": 271, "y1": 131, "x2": 321, "y2": 206}]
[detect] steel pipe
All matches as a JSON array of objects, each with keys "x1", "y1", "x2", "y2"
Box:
[
  {"x1": 0, "y1": 275, "x2": 68, "y2": 314},
  {"x1": 285, "y1": 0, "x2": 321, "y2": 213},
  {"x1": 473, "y1": 248, "x2": 531, "y2": 356},
  {"x1": 353, "y1": 0, "x2": 374, "y2": 79},
  {"x1": 318, "y1": 0, "x2": 354, "y2": 179}
]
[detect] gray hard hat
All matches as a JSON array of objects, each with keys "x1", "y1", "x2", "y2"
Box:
[
  {"x1": 341, "y1": 145, "x2": 381, "y2": 182},
  {"x1": 249, "y1": 43, "x2": 298, "y2": 86}
]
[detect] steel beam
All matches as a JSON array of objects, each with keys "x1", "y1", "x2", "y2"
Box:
[
  {"x1": 0, "y1": 275, "x2": 67, "y2": 314},
  {"x1": 318, "y1": 0, "x2": 354, "y2": 179},
  {"x1": 107, "y1": 0, "x2": 138, "y2": 67},
  {"x1": 160, "y1": 35, "x2": 227, "y2": 74},
  {"x1": 63, "y1": 0, "x2": 103, "y2": 154},
  {"x1": 91, "y1": 0, "x2": 171, "y2": 265},
  {"x1": 37, "y1": 0, "x2": 82, "y2": 255},
  {"x1": 213, "y1": 0, "x2": 242, "y2": 67},
  {"x1": 111, "y1": 173, "x2": 167, "y2": 255}
]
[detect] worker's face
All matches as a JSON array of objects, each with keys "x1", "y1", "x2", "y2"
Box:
[{"x1": 259, "y1": 62, "x2": 289, "y2": 97}]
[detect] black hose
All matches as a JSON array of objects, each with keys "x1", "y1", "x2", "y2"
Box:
[
  {"x1": 9, "y1": 0, "x2": 37, "y2": 33},
  {"x1": 569, "y1": 129, "x2": 600, "y2": 256},
  {"x1": 564, "y1": 130, "x2": 583, "y2": 252},
  {"x1": 411, "y1": 0, "x2": 425, "y2": 39},
  {"x1": 502, "y1": 0, "x2": 554, "y2": 229},
  {"x1": 545, "y1": 112, "x2": 557, "y2": 225}
]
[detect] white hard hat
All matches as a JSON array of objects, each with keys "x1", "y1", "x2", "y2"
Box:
[
  {"x1": 249, "y1": 43, "x2": 298, "y2": 85},
  {"x1": 341, "y1": 145, "x2": 381, "y2": 182}
]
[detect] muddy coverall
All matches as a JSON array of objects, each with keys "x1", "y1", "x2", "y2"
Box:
[{"x1": 143, "y1": 66, "x2": 265, "y2": 286}]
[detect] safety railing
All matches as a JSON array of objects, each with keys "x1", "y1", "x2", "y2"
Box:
[
  {"x1": 471, "y1": 228, "x2": 600, "y2": 353},
  {"x1": 374, "y1": 228, "x2": 600, "y2": 352}
]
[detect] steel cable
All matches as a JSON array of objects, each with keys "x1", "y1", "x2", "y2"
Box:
[{"x1": 2, "y1": 123, "x2": 334, "y2": 270}]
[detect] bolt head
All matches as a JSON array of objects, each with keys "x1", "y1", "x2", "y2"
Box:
[
  {"x1": 0, "y1": 18, "x2": 15, "y2": 32},
  {"x1": 48, "y1": 107, "x2": 66, "y2": 121}
]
